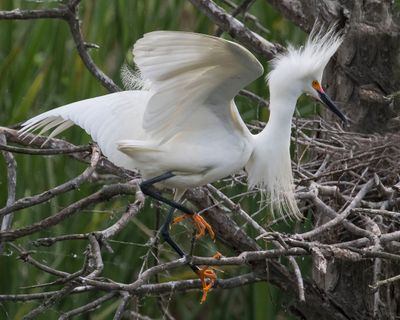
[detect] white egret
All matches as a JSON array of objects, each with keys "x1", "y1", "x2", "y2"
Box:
[{"x1": 19, "y1": 27, "x2": 346, "y2": 301}]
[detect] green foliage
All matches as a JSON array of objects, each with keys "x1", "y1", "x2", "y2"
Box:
[{"x1": 0, "y1": 1, "x2": 313, "y2": 319}]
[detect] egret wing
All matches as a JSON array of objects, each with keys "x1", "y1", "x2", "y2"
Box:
[
  {"x1": 19, "y1": 91, "x2": 150, "y2": 169},
  {"x1": 133, "y1": 31, "x2": 264, "y2": 141}
]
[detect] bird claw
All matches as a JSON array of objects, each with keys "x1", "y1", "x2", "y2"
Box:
[
  {"x1": 196, "y1": 266, "x2": 217, "y2": 304},
  {"x1": 172, "y1": 213, "x2": 215, "y2": 240},
  {"x1": 212, "y1": 251, "x2": 223, "y2": 260}
]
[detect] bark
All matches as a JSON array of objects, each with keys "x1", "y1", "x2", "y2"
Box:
[
  {"x1": 268, "y1": 1, "x2": 400, "y2": 319},
  {"x1": 187, "y1": 188, "x2": 355, "y2": 320}
]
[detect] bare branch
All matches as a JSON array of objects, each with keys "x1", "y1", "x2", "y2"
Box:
[
  {"x1": 0, "y1": 181, "x2": 137, "y2": 241},
  {"x1": 0, "y1": 134, "x2": 17, "y2": 252},
  {"x1": 0, "y1": 1, "x2": 120, "y2": 92},
  {"x1": 188, "y1": 0, "x2": 282, "y2": 59},
  {"x1": 0, "y1": 144, "x2": 101, "y2": 218}
]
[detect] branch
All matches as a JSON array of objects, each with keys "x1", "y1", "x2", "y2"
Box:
[
  {"x1": 0, "y1": 127, "x2": 135, "y2": 179},
  {"x1": 188, "y1": 0, "x2": 282, "y2": 59},
  {"x1": 0, "y1": 134, "x2": 17, "y2": 254},
  {"x1": 0, "y1": 181, "x2": 137, "y2": 241},
  {"x1": 265, "y1": 0, "x2": 343, "y2": 32},
  {"x1": 0, "y1": 0, "x2": 120, "y2": 92},
  {"x1": 0, "y1": 144, "x2": 101, "y2": 218},
  {"x1": 0, "y1": 143, "x2": 91, "y2": 155}
]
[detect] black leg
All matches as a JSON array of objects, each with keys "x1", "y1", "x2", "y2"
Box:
[
  {"x1": 140, "y1": 172, "x2": 217, "y2": 302},
  {"x1": 161, "y1": 207, "x2": 199, "y2": 272},
  {"x1": 140, "y1": 172, "x2": 198, "y2": 272},
  {"x1": 139, "y1": 172, "x2": 195, "y2": 215}
]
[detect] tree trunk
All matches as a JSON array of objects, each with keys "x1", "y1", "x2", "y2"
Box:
[{"x1": 268, "y1": 0, "x2": 400, "y2": 319}]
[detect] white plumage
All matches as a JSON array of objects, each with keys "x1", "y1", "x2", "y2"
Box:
[{"x1": 20, "y1": 27, "x2": 345, "y2": 220}]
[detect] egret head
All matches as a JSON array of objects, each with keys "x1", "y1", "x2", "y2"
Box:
[{"x1": 268, "y1": 24, "x2": 347, "y2": 123}]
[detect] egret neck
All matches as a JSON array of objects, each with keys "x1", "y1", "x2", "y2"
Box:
[{"x1": 246, "y1": 90, "x2": 301, "y2": 219}]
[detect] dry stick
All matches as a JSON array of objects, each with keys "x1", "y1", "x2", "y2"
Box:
[
  {"x1": 5, "y1": 240, "x2": 390, "y2": 303},
  {"x1": 219, "y1": 0, "x2": 269, "y2": 34},
  {"x1": 0, "y1": 127, "x2": 135, "y2": 180},
  {"x1": 0, "y1": 182, "x2": 137, "y2": 241},
  {"x1": 370, "y1": 274, "x2": 400, "y2": 292},
  {"x1": 38, "y1": 275, "x2": 252, "y2": 312},
  {"x1": 0, "y1": 144, "x2": 101, "y2": 218},
  {"x1": 136, "y1": 272, "x2": 262, "y2": 296},
  {"x1": 32, "y1": 190, "x2": 144, "y2": 247},
  {"x1": 0, "y1": 7, "x2": 69, "y2": 20},
  {"x1": 207, "y1": 184, "x2": 266, "y2": 235},
  {"x1": 22, "y1": 284, "x2": 78, "y2": 320},
  {"x1": 207, "y1": 185, "x2": 305, "y2": 301},
  {"x1": 59, "y1": 292, "x2": 118, "y2": 320},
  {"x1": 335, "y1": 230, "x2": 400, "y2": 249},
  {"x1": 0, "y1": 286, "x2": 94, "y2": 302},
  {"x1": 100, "y1": 184, "x2": 145, "y2": 239},
  {"x1": 0, "y1": 134, "x2": 17, "y2": 253},
  {"x1": 20, "y1": 237, "x2": 105, "y2": 319},
  {"x1": 33, "y1": 233, "x2": 92, "y2": 246},
  {"x1": 188, "y1": 0, "x2": 281, "y2": 59},
  {"x1": 9, "y1": 243, "x2": 71, "y2": 278},
  {"x1": 87, "y1": 234, "x2": 104, "y2": 278},
  {"x1": 296, "y1": 181, "x2": 376, "y2": 240},
  {"x1": 0, "y1": 143, "x2": 91, "y2": 155},
  {"x1": 0, "y1": 0, "x2": 120, "y2": 92},
  {"x1": 63, "y1": 1, "x2": 120, "y2": 92},
  {"x1": 113, "y1": 292, "x2": 131, "y2": 320},
  {"x1": 69, "y1": 250, "x2": 296, "y2": 293},
  {"x1": 125, "y1": 312, "x2": 155, "y2": 320},
  {"x1": 215, "y1": 0, "x2": 255, "y2": 36},
  {"x1": 239, "y1": 89, "x2": 269, "y2": 108},
  {"x1": 351, "y1": 208, "x2": 400, "y2": 220},
  {"x1": 78, "y1": 271, "x2": 263, "y2": 296}
]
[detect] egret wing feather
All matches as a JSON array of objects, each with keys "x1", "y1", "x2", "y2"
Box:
[
  {"x1": 20, "y1": 91, "x2": 151, "y2": 169},
  {"x1": 133, "y1": 31, "x2": 264, "y2": 141}
]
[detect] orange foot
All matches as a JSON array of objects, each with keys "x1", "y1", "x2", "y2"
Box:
[
  {"x1": 196, "y1": 266, "x2": 217, "y2": 304},
  {"x1": 212, "y1": 251, "x2": 223, "y2": 260},
  {"x1": 173, "y1": 213, "x2": 215, "y2": 240}
]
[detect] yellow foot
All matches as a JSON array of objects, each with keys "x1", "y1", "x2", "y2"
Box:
[
  {"x1": 196, "y1": 266, "x2": 217, "y2": 304},
  {"x1": 212, "y1": 251, "x2": 223, "y2": 260},
  {"x1": 173, "y1": 213, "x2": 215, "y2": 240}
]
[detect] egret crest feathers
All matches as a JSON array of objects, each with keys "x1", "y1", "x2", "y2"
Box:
[{"x1": 268, "y1": 24, "x2": 343, "y2": 82}]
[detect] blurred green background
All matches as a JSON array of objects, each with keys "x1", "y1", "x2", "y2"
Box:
[{"x1": 0, "y1": 1, "x2": 312, "y2": 319}]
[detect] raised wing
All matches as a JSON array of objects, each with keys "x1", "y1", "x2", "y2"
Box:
[
  {"x1": 19, "y1": 91, "x2": 150, "y2": 169},
  {"x1": 133, "y1": 31, "x2": 264, "y2": 141}
]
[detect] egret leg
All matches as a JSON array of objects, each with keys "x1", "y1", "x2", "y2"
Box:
[
  {"x1": 140, "y1": 172, "x2": 217, "y2": 303},
  {"x1": 160, "y1": 207, "x2": 197, "y2": 271},
  {"x1": 160, "y1": 207, "x2": 217, "y2": 304},
  {"x1": 139, "y1": 172, "x2": 194, "y2": 215},
  {"x1": 139, "y1": 172, "x2": 214, "y2": 240}
]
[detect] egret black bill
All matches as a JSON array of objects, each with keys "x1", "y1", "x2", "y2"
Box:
[{"x1": 312, "y1": 80, "x2": 347, "y2": 124}]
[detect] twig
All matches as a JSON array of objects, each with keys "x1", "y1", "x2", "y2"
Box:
[
  {"x1": 0, "y1": 143, "x2": 91, "y2": 155},
  {"x1": 113, "y1": 292, "x2": 131, "y2": 320},
  {"x1": 59, "y1": 292, "x2": 117, "y2": 320},
  {"x1": 239, "y1": 89, "x2": 269, "y2": 108},
  {"x1": 215, "y1": 0, "x2": 255, "y2": 36},
  {"x1": 0, "y1": 127, "x2": 135, "y2": 179},
  {"x1": 188, "y1": 0, "x2": 281, "y2": 59},
  {"x1": 63, "y1": 1, "x2": 120, "y2": 92},
  {"x1": 100, "y1": 183, "x2": 144, "y2": 239},
  {"x1": 0, "y1": 182, "x2": 137, "y2": 241},
  {"x1": 0, "y1": 144, "x2": 101, "y2": 218},
  {"x1": 0, "y1": 1, "x2": 120, "y2": 92},
  {"x1": 0, "y1": 134, "x2": 17, "y2": 253},
  {"x1": 370, "y1": 274, "x2": 400, "y2": 292}
]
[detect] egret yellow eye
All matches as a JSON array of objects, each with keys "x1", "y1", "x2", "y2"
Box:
[{"x1": 311, "y1": 80, "x2": 319, "y2": 90}]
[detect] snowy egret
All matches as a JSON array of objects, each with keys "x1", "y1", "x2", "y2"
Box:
[{"x1": 19, "y1": 27, "x2": 346, "y2": 301}]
